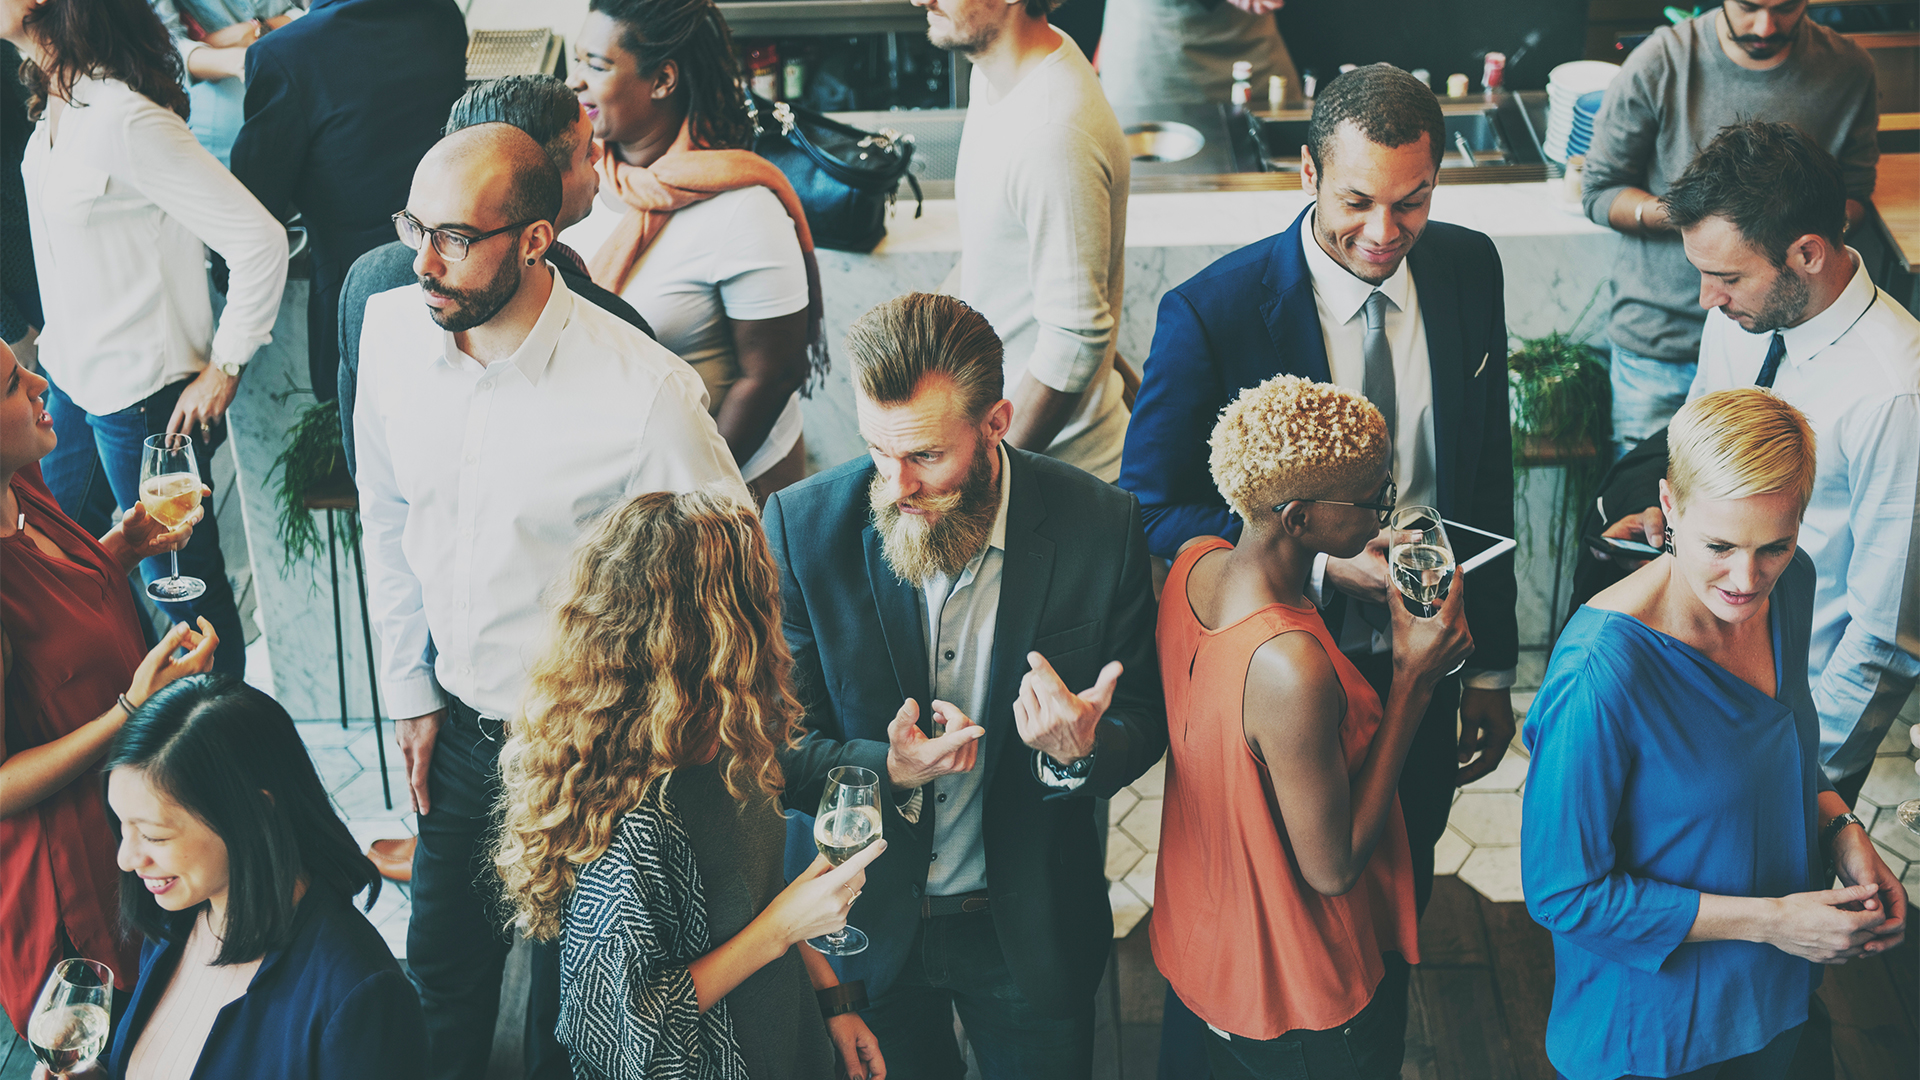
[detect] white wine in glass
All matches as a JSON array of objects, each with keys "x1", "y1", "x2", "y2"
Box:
[
  {"x1": 809, "y1": 765, "x2": 881, "y2": 957},
  {"x1": 139, "y1": 433, "x2": 206, "y2": 603},
  {"x1": 1388, "y1": 507, "x2": 1455, "y2": 619},
  {"x1": 1897, "y1": 798, "x2": 1920, "y2": 837},
  {"x1": 28, "y1": 959, "x2": 112, "y2": 1077}
]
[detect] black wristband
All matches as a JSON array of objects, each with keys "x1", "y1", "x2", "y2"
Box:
[{"x1": 817, "y1": 980, "x2": 867, "y2": 1019}]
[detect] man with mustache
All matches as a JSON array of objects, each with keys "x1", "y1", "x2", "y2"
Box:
[
  {"x1": 352, "y1": 123, "x2": 743, "y2": 1080},
  {"x1": 763, "y1": 292, "x2": 1166, "y2": 1079},
  {"x1": 1581, "y1": 0, "x2": 1877, "y2": 459}
]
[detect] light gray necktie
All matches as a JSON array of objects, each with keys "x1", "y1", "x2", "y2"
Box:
[{"x1": 1362, "y1": 291, "x2": 1397, "y2": 440}]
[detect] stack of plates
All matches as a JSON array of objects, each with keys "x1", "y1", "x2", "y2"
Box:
[{"x1": 1543, "y1": 60, "x2": 1618, "y2": 162}]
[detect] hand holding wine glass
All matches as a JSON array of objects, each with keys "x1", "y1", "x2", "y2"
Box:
[
  {"x1": 138, "y1": 434, "x2": 206, "y2": 603},
  {"x1": 26, "y1": 959, "x2": 111, "y2": 1078},
  {"x1": 1389, "y1": 556, "x2": 1473, "y2": 689},
  {"x1": 808, "y1": 766, "x2": 884, "y2": 956}
]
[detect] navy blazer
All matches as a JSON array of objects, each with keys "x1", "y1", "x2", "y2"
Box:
[
  {"x1": 108, "y1": 890, "x2": 424, "y2": 1080},
  {"x1": 1118, "y1": 205, "x2": 1518, "y2": 672},
  {"x1": 763, "y1": 448, "x2": 1167, "y2": 1017}
]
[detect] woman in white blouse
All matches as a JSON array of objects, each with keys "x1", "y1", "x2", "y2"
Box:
[{"x1": 4, "y1": 0, "x2": 286, "y2": 675}]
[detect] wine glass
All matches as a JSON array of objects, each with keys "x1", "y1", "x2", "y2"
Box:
[
  {"x1": 27, "y1": 959, "x2": 112, "y2": 1077},
  {"x1": 1897, "y1": 799, "x2": 1920, "y2": 836},
  {"x1": 139, "y1": 433, "x2": 206, "y2": 603},
  {"x1": 809, "y1": 765, "x2": 881, "y2": 956},
  {"x1": 1388, "y1": 506, "x2": 1465, "y2": 676}
]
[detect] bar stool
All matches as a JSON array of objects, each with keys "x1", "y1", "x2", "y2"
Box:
[{"x1": 303, "y1": 473, "x2": 392, "y2": 810}]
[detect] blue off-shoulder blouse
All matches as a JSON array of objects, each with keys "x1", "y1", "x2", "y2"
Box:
[{"x1": 1521, "y1": 551, "x2": 1830, "y2": 1079}]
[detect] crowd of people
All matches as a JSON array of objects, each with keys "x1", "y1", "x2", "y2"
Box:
[{"x1": 0, "y1": 0, "x2": 1915, "y2": 1078}]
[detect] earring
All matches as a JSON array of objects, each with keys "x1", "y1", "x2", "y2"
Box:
[
  {"x1": 1663, "y1": 526, "x2": 1675, "y2": 555},
  {"x1": 526, "y1": 257, "x2": 536, "y2": 266}
]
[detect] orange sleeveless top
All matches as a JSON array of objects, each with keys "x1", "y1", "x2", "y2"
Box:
[{"x1": 1149, "y1": 538, "x2": 1420, "y2": 1038}]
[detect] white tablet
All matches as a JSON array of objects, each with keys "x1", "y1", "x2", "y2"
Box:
[{"x1": 1443, "y1": 519, "x2": 1518, "y2": 575}]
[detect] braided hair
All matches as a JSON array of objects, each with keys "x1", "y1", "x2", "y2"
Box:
[{"x1": 588, "y1": 0, "x2": 753, "y2": 151}]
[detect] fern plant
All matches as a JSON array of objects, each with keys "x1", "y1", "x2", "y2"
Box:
[{"x1": 270, "y1": 398, "x2": 354, "y2": 565}]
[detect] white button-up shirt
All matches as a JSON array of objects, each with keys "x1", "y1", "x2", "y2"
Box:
[
  {"x1": 353, "y1": 272, "x2": 746, "y2": 721},
  {"x1": 1690, "y1": 251, "x2": 1920, "y2": 780},
  {"x1": 22, "y1": 75, "x2": 286, "y2": 415}
]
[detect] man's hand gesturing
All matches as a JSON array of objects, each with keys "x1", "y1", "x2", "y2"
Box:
[
  {"x1": 1014, "y1": 653, "x2": 1121, "y2": 766},
  {"x1": 885, "y1": 698, "x2": 984, "y2": 790}
]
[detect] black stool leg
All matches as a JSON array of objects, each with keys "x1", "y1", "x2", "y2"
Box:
[
  {"x1": 347, "y1": 513, "x2": 392, "y2": 811},
  {"x1": 328, "y1": 510, "x2": 348, "y2": 730}
]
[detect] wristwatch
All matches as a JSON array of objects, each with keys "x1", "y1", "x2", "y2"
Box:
[
  {"x1": 214, "y1": 358, "x2": 244, "y2": 379},
  {"x1": 816, "y1": 981, "x2": 867, "y2": 1019},
  {"x1": 1040, "y1": 748, "x2": 1095, "y2": 783},
  {"x1": 1819, "y1": 811, "x2": 1864, "y2": 861}
]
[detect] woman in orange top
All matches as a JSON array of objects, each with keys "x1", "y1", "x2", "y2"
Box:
[{"x1": 1152, "y1": 375, "x2": 1472, "y2": 1079}]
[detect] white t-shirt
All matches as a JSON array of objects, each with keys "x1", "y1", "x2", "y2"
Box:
[{"x1": 618, "y1": 185, "x2": 810, "y2": 480}]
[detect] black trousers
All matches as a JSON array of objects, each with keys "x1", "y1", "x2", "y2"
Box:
[
  {"x1": 1349, "y1": 652, "x2": 1463, "y2": 918},
  {"x1": 406, "y1": 700, "x2": 568, "y2": 1080}
]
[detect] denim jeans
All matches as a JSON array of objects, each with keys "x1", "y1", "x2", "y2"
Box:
[
  {"x1": 1202, "y1": 956, "x2": 1410, "y2": 1080},
  {"x1": 861, "y1": 907, "x2": 1096, "y2": 1080},
  {"x1": 186, "y1": 77, "x2": 246, "y2": 167},
  {"x1": 40, "y1": 374, "x2": 246, "y2": 677},
  {"x1": 1609, "y1": 345, "x2": 1696, "y2": 461}
]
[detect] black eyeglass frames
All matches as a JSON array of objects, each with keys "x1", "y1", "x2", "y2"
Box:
[
  {"x1": 1272, "y1": 477, "x2": 1398, "y2": 527},
  {"x1": 392, "y1": 210, "x2": 541, "y2": 262}
]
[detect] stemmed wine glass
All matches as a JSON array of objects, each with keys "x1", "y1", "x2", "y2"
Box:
[
  {"x1": 809, "y1": 766, "x2": 881, "y2": 956},
  {"x1": 1897, "y1": 798, "x2": 1920, "y2": 836},
  {"x1": 139, "y1": 433, "x2": 205, "y2": 602},
  {"x1": 1388, "y1": 506, "x2": 1465, "y2": 676},
  {"x1": 27, "y1": 959, "x2": 112, "y2": 1077}
]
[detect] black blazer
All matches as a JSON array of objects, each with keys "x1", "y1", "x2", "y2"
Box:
[
  {"x1": 1118, "y1": 205, "x2": 1518, "y2": 673},
  {"x1": 763, "y1": 448, "x2": 1167, "y2": 1016}
]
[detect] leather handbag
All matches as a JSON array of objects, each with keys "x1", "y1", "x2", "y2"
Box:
[{"x1": 748, "y1": 93, "x2": 922, "y2": 253}]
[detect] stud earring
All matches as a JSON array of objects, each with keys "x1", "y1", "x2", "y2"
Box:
[
  {"x1": 526, "y1": 256, "x2": 536, "y2": 265},
  {"x1": 1663, "y1": 526, "x2": 1675, "y2": 555}
]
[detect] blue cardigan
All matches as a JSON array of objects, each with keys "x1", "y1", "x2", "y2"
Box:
[{"x1": 109, "y1": 890, "x2": 424, "y2": 1080}]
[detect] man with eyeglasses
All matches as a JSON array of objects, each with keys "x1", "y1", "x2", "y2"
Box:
[{"x1": 353, "y1": 123, "x2": 743, "y2": 1080}]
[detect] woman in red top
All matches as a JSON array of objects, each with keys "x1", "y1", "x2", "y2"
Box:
[
  {"x1": 0, "y1": 340, "x2": 218, "y2": 1035},
  {"x1": 1152, "y1": 375, "x2": 1471, "y2": 1079}
]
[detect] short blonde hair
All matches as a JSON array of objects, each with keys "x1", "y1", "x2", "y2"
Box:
[
  {"x1": 1210, "y1": 375, "x2": 1390, "y2": 522},
  {"x1": 1668, "y1": 388, "x2": 1817, "y2": 515}
]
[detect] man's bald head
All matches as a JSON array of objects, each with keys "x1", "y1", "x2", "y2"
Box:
[{"x1": 415, "y1": 123, "x2": 563, "y2": 230}]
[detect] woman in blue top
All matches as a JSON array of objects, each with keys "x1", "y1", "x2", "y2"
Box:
[
  {"x1": 34, "y1": 675, "x2": 422, "y2": 1080},
  {"x1": 1521, "y1": 388, "x2": 1906, "y2": 1080}
]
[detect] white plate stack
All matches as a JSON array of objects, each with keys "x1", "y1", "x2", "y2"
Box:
[{"x1": 1543, "y1": 60, "x2": 1620, "y2": 162}]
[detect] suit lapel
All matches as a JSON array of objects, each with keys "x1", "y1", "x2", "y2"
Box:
[
  {"x1": 983, "y1": 450, "x2": 1054, "y2": 791},
  {"x1": 864, "y1": 524, "x2": 932, "y2": 721},
  {"x1": 1262, "y1": 206, "x2": 1333, "y2": 384},
  {"x1": 1409, "y1": 237, "x2": 1470, "y2": 518}
]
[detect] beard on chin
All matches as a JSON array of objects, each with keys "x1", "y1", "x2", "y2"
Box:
[
  {"x1": 870, "y1": 441, "x2": 999, "y2": 587},
  {"x1": 420, "y1": 256, "x2": 521, "y2": 333},
  {"x1": 1744, "y1": 265, "x2": 1812, "y2": 333}
]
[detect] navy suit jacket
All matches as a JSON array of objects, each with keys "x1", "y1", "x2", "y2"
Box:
[
  {"x1": 108, "y1": 890, "x2": 423, "y2": 1080},
  {"x1": 763, "y1": 448, "x2": 1167, "y2": 1016},
  {"x1": 1119, "y1": 205, "x2": 1518, "y2": 673}
]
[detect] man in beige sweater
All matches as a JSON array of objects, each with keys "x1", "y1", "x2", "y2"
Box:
[{"x1": 920, "y1": 0, "x2": 1131, "y2": 483}]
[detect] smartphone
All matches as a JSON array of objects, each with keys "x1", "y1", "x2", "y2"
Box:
[{"x1": 1587, "y1": 533, "x2": 1662, "y2": 560}]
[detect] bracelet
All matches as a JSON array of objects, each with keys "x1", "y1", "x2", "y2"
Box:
[
  {"x1": 1819, "y1": 811, "x2": 1863, "y2": 856},
  {"x1": 817, "y1": 980, "x2": 867, "y2": 1019},
  {"x1": 118, "y1": 693, "x2": 138, "y2": 717},
  {"x1": 1633, "y1": 199, "x2": 1647, "y2": 234}
]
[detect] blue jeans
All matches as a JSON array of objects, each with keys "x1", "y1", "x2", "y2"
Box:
[
  {"x1": 40, "y1": 375, "x2": 246, "y2": 677},
  {"x1": 1201, "y1": 955, "x2": 1410, "y2": 1080},
  {"x1": 1609, "y1": 345, "x2": 1696, "y2": 461},
  {"x1": 186, "y1": 77, "x2": 246, "y2": 167},
  {"x1": 861, "y1": 907, "x2": 1095, "y2": 1080}
]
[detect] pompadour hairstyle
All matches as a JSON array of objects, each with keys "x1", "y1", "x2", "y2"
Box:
[
  {"x1": 446, "y1": 75, "x2": 583, "y2": 179},
  {"x1": 1662, "y1": 119, "x2": 1847, "y2": 267},
  {"x1": 1667, "y1": 387, "x2": 1817, "y2": 516},
  {"x1": 1307, "y1": 63, "x2": 1446, "y2": 176},
  {"x1": 1210, "y1": 374, "x2": 1391, "y2": 523},
  {"x1": 845, "y1": 293, "x2": 1005, "y2": 421}
]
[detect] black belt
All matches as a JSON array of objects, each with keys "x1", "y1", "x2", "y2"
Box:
[{"x1": 921, "y1": 890, "x2": 990, "y2": 918}]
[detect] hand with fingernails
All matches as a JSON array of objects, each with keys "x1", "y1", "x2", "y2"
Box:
[
  {"x1": 885, "y1": 699, "x2": 984, "y2": 790},
  {"x1": 1014, "y1": 654, "x2": 1121, "y2": 767}
]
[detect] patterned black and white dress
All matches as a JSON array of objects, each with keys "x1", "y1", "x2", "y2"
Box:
[{"x1": 556, "y1": 763, "x2": 835, "y2": 1080}]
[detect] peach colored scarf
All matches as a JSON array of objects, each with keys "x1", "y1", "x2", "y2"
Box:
[{"x1": 588, "y1": 119, "x2": 825, "y2": 379}]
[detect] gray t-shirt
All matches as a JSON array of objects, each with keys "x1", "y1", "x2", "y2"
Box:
[{"x1": 1581, "y1": 12, "x2": 1877, "y2": 363}]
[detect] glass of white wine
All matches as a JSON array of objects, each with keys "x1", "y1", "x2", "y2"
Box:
[
  {"x1": 139, "y1": 433, "x2": 205, "y2": 603},
  {"x1": 28, "y1": 959, "x2": 112, "y2": 1077},
  {"x1": 1897, "y1": 798, "x2": 1920, "y2": 836},
  {"x1": 809, "y1": 765, "x2": 881, "y2": 957},
  {"x1": 1388, "y1": 506, "x2": 1465, "y2": 677}
]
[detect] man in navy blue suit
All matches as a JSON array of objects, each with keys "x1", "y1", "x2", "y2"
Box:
[
  {"x1": 1120, "y1": 64, "x2": 1518, "y2": 920},
  {"x1": 230, "y1": 0, "x2": 467, "y2": 402}
]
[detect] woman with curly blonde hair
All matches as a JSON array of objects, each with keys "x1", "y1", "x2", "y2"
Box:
[{"x1": 495, "y1": 489, "x2": 887, "y2": 1080}]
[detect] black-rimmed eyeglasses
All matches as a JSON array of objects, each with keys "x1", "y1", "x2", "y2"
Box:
[
  {"x1": 1273, "y1": 478, "x2": 1398, "y2": 527},
  {"x1": 392, "y1": 210, "x2": 540, "y2": 262}
]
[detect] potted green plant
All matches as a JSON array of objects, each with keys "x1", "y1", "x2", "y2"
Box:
[{"x1": 269, "y1": 397, "x2": 355, "y2": 566}]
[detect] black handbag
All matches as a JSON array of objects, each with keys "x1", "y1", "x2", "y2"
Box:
[{"x1": 748, "y1": 93, "x2": 923, "y2": 253}]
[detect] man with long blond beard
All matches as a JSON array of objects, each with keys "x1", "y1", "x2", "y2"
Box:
[{"x1": 762, "y1": 292, "x2": 1166, "y2": 1079}]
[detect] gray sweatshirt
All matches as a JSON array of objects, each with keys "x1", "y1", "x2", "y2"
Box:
[{"x1": 1582, "y1": 13, "x2": 1878, "y2": 363}]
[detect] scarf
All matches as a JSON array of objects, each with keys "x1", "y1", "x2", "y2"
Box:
[{"x1": 588, "y1": 119, "x2": 827, "y2": 389}]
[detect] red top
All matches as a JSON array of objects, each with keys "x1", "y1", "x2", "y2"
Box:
[
  {"x1": 1, "y1": 464, "x2": 144, "y2": 1030},
  {"x1": 1150, "y1": 538, "x2": 1420, "y2": 1038}
]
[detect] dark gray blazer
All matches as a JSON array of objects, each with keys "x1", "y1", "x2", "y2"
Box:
[{"x1": 763, "y1": 447, "x2": 1167, "y2": 1016}]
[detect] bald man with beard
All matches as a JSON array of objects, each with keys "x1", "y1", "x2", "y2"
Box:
[{"x1": 353, "y1": 123, "x2": 744, "y2": 1080}]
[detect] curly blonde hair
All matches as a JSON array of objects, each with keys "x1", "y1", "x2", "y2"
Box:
[
  {"x1": 494, "y1": 489, "x2": 804, "y2": 942},
  {"x1": 1210, "y1": 375, "x2": 1390, "y2": 522}
]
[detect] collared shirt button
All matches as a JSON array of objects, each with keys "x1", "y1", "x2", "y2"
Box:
[
  {"x1": 930, "y1": 852, "x2": 938, "y2": 862},
  {"x1": 937, "y1": 793, "x2": 948, "y2": 802},
  {"x1": 944, "y1": 649, "x2": 955, "y2": 661}
]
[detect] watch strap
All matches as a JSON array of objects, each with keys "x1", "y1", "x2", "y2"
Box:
[
  {"x1": 817, "y1": 980, "x2": 867, "y2": 1019},
  {"x1": 1819, "y1": 811, "x2": 1863, "y2": 854}
]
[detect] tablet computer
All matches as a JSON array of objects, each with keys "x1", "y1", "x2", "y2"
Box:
[{"x1": 1442, "y1": 519, "x2": 1517, "y2": 575}]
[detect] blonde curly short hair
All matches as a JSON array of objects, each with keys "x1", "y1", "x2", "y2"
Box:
[{"x1": 1210, "y1": 375, "x2": 1391, "y2": 523}]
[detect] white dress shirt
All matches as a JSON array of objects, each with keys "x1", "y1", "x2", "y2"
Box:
[
  {"x1": 354, "y1": 271, "x2": 746, "y2": 721},
  {"x1": 21, "y1": 75, "x2": 286, "y2": 415},
  {"x1": 1690, "y1": 250, "x2": 1920, "y2": 780}
]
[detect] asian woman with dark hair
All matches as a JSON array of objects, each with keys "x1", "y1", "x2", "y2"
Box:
[{"x1": 34, "y1": 675, "x2": 425, "y2": 1080}]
